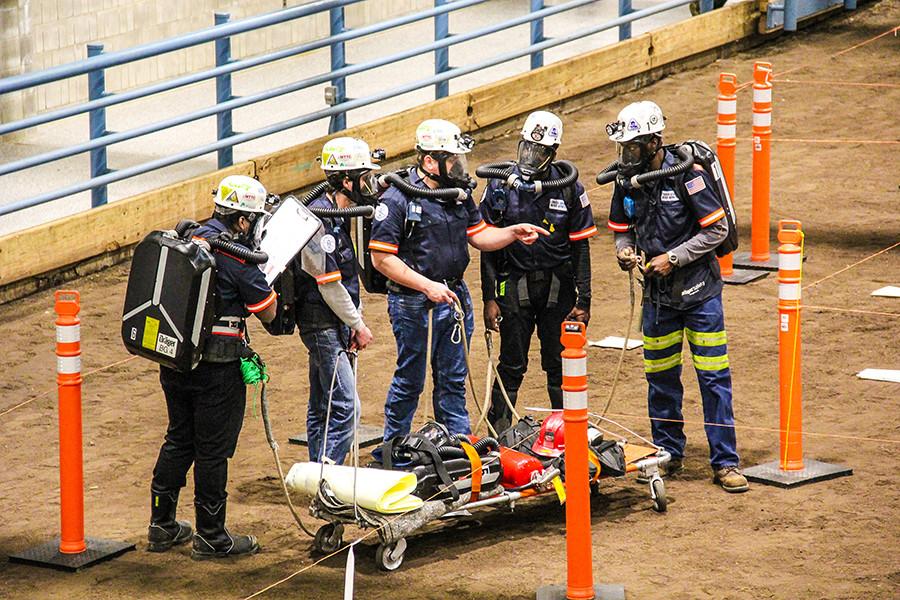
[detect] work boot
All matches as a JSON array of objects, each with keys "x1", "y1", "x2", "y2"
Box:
[
  {"x1": 191, "y1": 501, "x2": 260, "y2": 560},
  {"x1": 636, "y1": 457, "x2": 683, "y2": 484},
  {"x1": 147, "y1": 488, "x2": 193, "y2": 552},
  {"x1": 713, "y1": 465, "x2": 750, "y2": 493}
]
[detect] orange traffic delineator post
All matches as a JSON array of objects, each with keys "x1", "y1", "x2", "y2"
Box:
[
  {"x1": 733, "y1": 61, "x2": 780, "y2": 271},
  {"x1": 716, "y1": 72, "x2": 768, "y2": 286},
  {"x1": 10, "y1": 291, "x2": 134, "y2": 572},
  {"x1": 537, "y1": 322, "x2": 624, "y2": 600},
  {"x1": 743, "y1": 224, "x2": 852, "y2": 488}
]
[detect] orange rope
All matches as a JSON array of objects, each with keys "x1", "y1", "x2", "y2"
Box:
[
  {"x1": 735, "y1": 23, "x2": 900, "y2": 91},
  {"x1": 803, "y1": 305, "x2": 900, "y2": 318},
  {"x1": 604, "y1": 412, "x2": 900, "y2": 446},
  {"x1": 740, "y1": 137, "x2": 900, "y2": 145},
  {"x1": 0, "y1": 355, "x2": 138, "y2": 420},
  {"x1": 804, "y1": 241, "x2": 900, "y2": 289},
  {"x1": 772, "y1": 78, "x2": 900, "y2": 89}
]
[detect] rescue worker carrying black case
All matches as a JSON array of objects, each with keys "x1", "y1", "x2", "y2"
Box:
[{"x1": 124, "y1": 175, "x2": 279, "y2": 559}]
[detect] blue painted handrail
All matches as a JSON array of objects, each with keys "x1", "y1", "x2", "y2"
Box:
[{"x1": 0, "y1": 0, "x2": 729, "y2": 219}]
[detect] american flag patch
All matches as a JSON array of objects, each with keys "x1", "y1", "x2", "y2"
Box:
[{"x1": 685, "y1": 175, "x2": 706, "y2": 195}]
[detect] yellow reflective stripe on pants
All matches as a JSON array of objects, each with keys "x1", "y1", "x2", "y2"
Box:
[
  {"x1": 691, "y1": 353, "x2": 730, "y2": 371},
  {"x1": 644, "y1": 352, "x2": 683, "y2": 373},
  {"x1": 685, "y1": 328, "x2": 727, "y2": 347},
  {"x1": 642, "y1": 329, "x2": 684, "y2": 351}
]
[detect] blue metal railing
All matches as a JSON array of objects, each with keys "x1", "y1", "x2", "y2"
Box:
[{"x1": 0, "y1": 0, "x2": 715, "y2": 220}]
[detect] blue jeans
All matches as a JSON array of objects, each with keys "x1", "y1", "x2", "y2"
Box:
[
  {"x1": 642, "y1": 293, "x2": 739, "y2": 469},
  {"x1": 300, "y1": 326, "x2": 360, "y2": 464},
  {"x1": 382, "y1": 283, "x2": 474, "y2": 443}
]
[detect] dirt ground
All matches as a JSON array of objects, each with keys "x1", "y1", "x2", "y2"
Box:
[{"x1": 1, "y1": 3, "x2": 899, "y2": 599}]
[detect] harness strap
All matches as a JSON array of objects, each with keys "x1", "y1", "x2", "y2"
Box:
[
  {"x1": 517, "y1": 277, "x2": 530, "y2": 308},
  {"x1": 459, "y1": 442, "x2": 482, "y2": 501},
  {"x1": 547, "y1": 272, "x2": 561, "y2": 309}
]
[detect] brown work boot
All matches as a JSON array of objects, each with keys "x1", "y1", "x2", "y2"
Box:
[
  {"x1": 713, "y1": 465, "x2": 749, "y2": 493},
  {"x1": 636, "y1": 457, "x2": 683, "y2": 484}
]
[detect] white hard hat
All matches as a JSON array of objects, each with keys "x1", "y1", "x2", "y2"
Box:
[
  {"x1": 607, "y1": 101, "x2": 665, "y2": 142},
  {"x1": 415, "y1": 119, "x2": 474, "y2": 154},
  {"x1": 320, "y1": 137, "x2": 381, "y2": 172},
  {"x1": 214, "y1": 175, "x2": 268, "y2": 214},
  {"x1": 521, "y1": 111, "x2": 563, "y2": 147}
]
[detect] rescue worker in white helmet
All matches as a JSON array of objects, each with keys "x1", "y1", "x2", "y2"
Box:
[
  {"x1": 369, "y1": 119, "x2": 549, "y2": 448},
  {"x1": 148, "y1": 175, "x2": 277, "y2": 558},
  {"x1": 292, "y1": 137, "x2": 377, "y2": 464},
  {"x1": 480, "y1": 111, "x2": 597, "y2": 433},
  {"x1": 606, "y1": 101, "x2": 748, "y2": 493}
]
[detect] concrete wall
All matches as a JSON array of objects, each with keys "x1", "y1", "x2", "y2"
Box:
[{"x1": 0, "y1": 0, "x2": 431, "y2": 122}]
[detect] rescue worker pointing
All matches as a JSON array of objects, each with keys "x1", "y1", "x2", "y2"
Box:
[
  {"x1": 480, "y1": 111, "x2": 597, "y2": 433},
  {"x1": 369, "y1": 119, "x2": 548, "y2": 446},
  {"x1": 294, "y1": 137, "x2": 377, "y2": 465},
  {"x1": 148, "y1": 175, "x2": 276, "y2": 559},
  {"x1": 606, "y1": 101, "x2": 748, "y2": 493}
]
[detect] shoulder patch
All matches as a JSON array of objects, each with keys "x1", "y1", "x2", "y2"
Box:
[
  {"x1": 685, "y1": 175, "x2": 707, "y2": 195},
  {"x1": 549, "y1": 198, "x2": 567, "y2": 212},
  {"x1": 320, "y1": 234, "x2": 336, "y2": 253},
  {"x1": 374, "y1": 203, "x2": 389, "y2": 221},
  {"x1": 579, "y1": 191, "x2": 590, "y2": 208}
]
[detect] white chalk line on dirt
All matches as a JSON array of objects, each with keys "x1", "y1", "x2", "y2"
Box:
[{"x1": 0, "y1": 355, "x2": 138, "y2": 419}]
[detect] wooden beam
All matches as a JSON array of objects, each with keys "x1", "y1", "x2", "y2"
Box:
[
  {"x1": 650, "y1": 1, "x2": 759, "y2": 67},
  {"x1": 0, "y1": 162, "x2": 254, "y2": 284}
]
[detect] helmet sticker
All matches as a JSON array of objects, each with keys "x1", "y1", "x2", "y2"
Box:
[
  {"x1": 627, "y1": 119, "x2": 640, "y2": 131},
  {"x1": 320, "y1": 234, "x2": 336, "y2": 254},
  {"x1": 374, "y1": 203, "x2": 389, "y2": 221},
  {"x1": 530, "y1": 124, "x2": 546, "y2": 142},
  {"x1": 549, "y1": 126, "x2": 559, "y2": 139},
  {"x1": 649, "y1": 114, "x2": 659, "y2": 125}
]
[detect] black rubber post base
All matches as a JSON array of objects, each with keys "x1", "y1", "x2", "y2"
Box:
[
  {"x1": 744, "y1": 459, "x2": 853, "y2": 488},
  {"x1": 289, "y1": 424, "x2": 384, "y2": 448},
  {"x1": 731, "y1": 251, "x2": 806, "y2": 272},
  {"x1": 536, "y1": 583, "x2": 626, "y2": 600},
  {"x1": 8, "y1": 537, "x2": 135, "y2": 572},
  {"x1": 723, "y1": 268, "x2": 769, "y2": 285}
]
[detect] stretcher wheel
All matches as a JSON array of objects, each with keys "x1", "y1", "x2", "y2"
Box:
[
  {"x1": 650, "y1": 477, "x2": 667, "y2": 513},
  {"x1": 375, "y1": 538, "x2": 407, "y2": 571},
  {"x1": 313, "y1": 522, "x2": 344, "y2": 554}
]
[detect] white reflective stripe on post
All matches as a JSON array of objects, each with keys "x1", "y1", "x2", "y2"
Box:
[
  {"x1": 779, "y1": 283, "x2": 801, "y2": 300},
  {"x1": 56, "y1": 324, "x2": 81, "y2": 343},
  {"x1": 717, "y1": 124, "x2": 736, "y2": 139},
  {"x1": 57, "y1": 355, "x2": 82, "y2": 374},
  {"x1": 717, "y1": 99, "x2": 736, "y2": 114},
  {"x1": 779, "y1": 253, "x2": 803, "y2": 270},
  {"x1": 564, "y1": 390, "x2": 588, "y2": 410},
  {"x1": 752, "y1": 112, "x2": 772, "y2": 127},
  {"x1": 754, "y1": 87, "x2": 772, "y2": 103},
  {"x1": 562, "y1": 357, "x2": 587, "y2": 378}
]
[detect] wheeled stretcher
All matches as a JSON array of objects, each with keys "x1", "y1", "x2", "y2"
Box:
[{"x1": 295, "y1": 425, "x2": 671, "y2": 571}]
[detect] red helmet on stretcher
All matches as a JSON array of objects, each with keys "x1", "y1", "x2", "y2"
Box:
[{"x1": 531, "y1": 411, "x2": 566, "y2": 457}]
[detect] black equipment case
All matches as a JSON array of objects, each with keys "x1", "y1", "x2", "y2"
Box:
[{"x1": 121, "y1": 230, "x2": 216, "y2": 372}]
